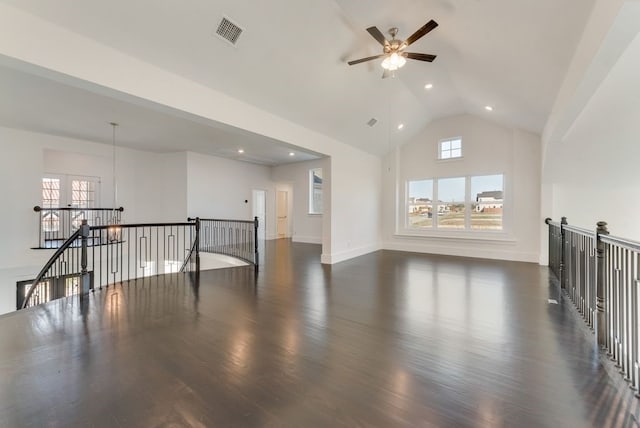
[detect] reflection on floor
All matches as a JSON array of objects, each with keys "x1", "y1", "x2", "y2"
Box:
[
  {"x1": 0, "y1": 239, "x2": 638, "y2": 427},
  {"x1": 200, "y1": 251, "x2": 249, "y2": 270}
]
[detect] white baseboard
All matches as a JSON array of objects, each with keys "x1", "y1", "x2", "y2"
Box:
[
  {"x1": 321, "y1": 242, "x2": 381, "y2": 264},
  {"x1": 292, "y1": 235, "x2": 322, "y2": 244},
  {"x1": 382, "y1": 240, "x2": 539, "y2": 263}
]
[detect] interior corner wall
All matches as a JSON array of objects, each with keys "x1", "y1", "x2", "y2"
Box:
[
  {"x1": 271, "y1": 158, "x2": 327, "y2": 244},
  {"x1": 382, "y1": 114, "x2": 541, "y2": 263},
  {"x1": 327, "y1": 149, "x2": 382, "y2": 264},
  {"x1": 186, "y1": 152, "x2": 276, "y2": 238}
]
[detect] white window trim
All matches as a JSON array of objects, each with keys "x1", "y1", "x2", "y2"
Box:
[
  {"x1": 438, "y1": 137, "x2": 463, "y2": 161},
  {"x1": 399, "y1": 173, "x2": 510, "y2": 240},
  {"x1": 43, "y1": 173, "x2": 101, "y2": 208}
]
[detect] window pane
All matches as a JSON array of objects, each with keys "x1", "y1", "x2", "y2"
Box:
[
  {"x1": 441, "y1": 140, "x2": 451, "y2": 150},
  {"x1": 471, "y1": 174, "x2": 503, "y2": 230},
  {"x1": 451, "y1": 148, "x2": 461, "y2": 158},
  {"x1": 71, "y1": 180, "x2": 95, "y2": 208},
  {"x1": 42, "y1": 178, "x2": 60, "y2": 208},
  {"x1": 408, "y1": 180, "x2": 433, "y2": 228},
  {"x1": 451, "y1": 139, "x2": 461, "y2": 149},
  {"x1": 65, "y1": 277, "x2": 79, "y2": 296},
  {"x1": 436, "y1": 177, "x2": 465, "y2": 229},
  {"x1": 42, "y1": 178, "x2": 60, "y2": 232},
  {"x1": 437, "y1": 177, "x2": 465, "y2": 203},
  {"x1": 436, "y1": 204, "x2": 466, "y2": 229},
  {"x1": 309, "y1": 168, "x2": 323, "y2": 214}
]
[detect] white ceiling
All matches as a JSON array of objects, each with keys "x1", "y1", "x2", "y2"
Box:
[
  {"x1": 0, "y1": 0, "x2": 595, "y2": 156},
  {"x1": 547, "y1": 29, "x2": 640, "y2": 184},
  {"x1": 0, "y1": 64, "x2": 322, "y2": 165}
]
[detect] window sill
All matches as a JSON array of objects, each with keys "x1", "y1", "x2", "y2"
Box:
[
  {"x1": 308, "y1": 213, "x2": 323, "y2": 217},
  {"x1": 436, "y1": 156, "x2": 463, "y2": 163},
  {"x1": 394, "y1": 230, "x2": 515, "y2": 243}
]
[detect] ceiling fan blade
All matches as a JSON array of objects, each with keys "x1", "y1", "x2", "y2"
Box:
[
  {"x1": 347, "y1": 54, "x2": 385, "y2": 66},
  {"x1": 366, "y1": 26, "x2": 389, "y2": 47},
  {"x1": 404, "y1": 52, "x2": 437, "y2": 62},
  {"x1": 382, "y1": 69, "x2": 391, "y2": 79},
  {"x1": 404, "y1": 20, "x2": 438, "y2": 47}
]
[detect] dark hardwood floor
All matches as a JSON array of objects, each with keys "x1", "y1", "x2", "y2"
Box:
[{"x1": 0, "y1": 240, "x2": 638, "y2": 427}]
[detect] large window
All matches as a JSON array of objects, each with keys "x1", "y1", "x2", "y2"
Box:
[
  {"x1": 309, "y1": 168, "x2": 323, "y2": 214},
  {"x1": 407, "y1": 180, "x2": 433, "y2": 228},
  {"x1": 471, "y1": 175, "x2": 504, "y2": 230},
  {"x1": 439, "y1": 137, "x2": 462, "y2": 160},
  {"x1": 406, "y1": 174, "x2": 504, "y2": 231}
]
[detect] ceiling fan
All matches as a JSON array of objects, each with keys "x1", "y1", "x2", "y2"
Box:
[{"x1": 348, "y1": 20, "x2": 438, "y2": 78}]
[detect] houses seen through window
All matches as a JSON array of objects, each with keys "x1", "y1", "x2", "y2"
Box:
[{"x1": 407, "y1": 174, "x2": 503, "y2": 231}]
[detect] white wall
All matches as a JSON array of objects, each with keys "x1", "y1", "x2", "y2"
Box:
[
  {"x1": 271, "y1": 158, "x2": 327, "y2": 244},
  {"x1": 0, "y1": 5, "x2": 383, "y2": 265},
  {"x1": 44, "y1": 149, "x2": 112, "y2": 205},
  {"x1": 382, "y1": 114, "x2": 541, "y2": 262},
  {"x1": 186, "y1": 152, "x2": 276, "y2": 238},
  {"x1": 0, "y1": 126, "x2": 176, "y2": 314},
  {"x1": 543, "y1": 28, "x2": 640, "y2": 241},
  {"x1": 329, "y1": 151, "x2": 381, "y2": 263}
]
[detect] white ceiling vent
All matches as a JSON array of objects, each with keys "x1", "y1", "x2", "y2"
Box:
[{"x1": 215, "y1": 17, "x2": 243, "y2": 46}]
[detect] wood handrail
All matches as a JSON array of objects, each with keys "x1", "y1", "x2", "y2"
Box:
[
  {"x1": 34, "y1": 206, "x2": 124, "y2": 212},
  {"x1": 22, "y1": 229, "x2": 82, "y2": 309}
]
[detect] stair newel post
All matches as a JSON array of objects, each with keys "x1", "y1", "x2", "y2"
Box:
[
  {"x1": 80, "y1": 219, "x2": 91, "y2": 299},
  {"x1": 596, "y1": 221, "x2": 609, "y2": 348},
  {"x1": 560, "y1": 217, "x2": 568, "y2": 290},
  {"x1": 254, "y1": 216, "x2": 259, "y2": 271},
  {"x1": 195, "y1": 217, "x2": 201, "y2": 272}
]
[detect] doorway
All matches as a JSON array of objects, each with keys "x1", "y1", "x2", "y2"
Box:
[{"x1": 276, "y1": 190, "x2": 289, "y2": 239}]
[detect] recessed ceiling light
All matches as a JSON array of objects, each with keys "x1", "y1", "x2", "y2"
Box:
[
  {"x1": 485, "y1": 105, "x2": 493, "y2": 111},
  {"x1": 424, "y1": 83, "x2": 433, "y2": 89},
  {"x1": 238, "y1": 149, "x2": 244, "y2": 153},
  {"x1": 397, "y1": 123, "x2": 404, "y2": 130},
  {"x1": 289, "y1": 152, "x2": 295, "y2": 156}
]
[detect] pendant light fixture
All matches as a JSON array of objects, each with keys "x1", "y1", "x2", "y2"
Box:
[{"x1": 108, "y1": 122, "x2": 121, "y2": 242}]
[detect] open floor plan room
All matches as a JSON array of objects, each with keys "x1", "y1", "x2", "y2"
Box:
[{"x1": 1, "y1": 241, "x2": 638, "y2": 427}]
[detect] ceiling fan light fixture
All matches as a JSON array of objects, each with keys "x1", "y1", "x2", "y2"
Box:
[{"x1": 381, "y1": 52, "x2": 406, "y2": 70}]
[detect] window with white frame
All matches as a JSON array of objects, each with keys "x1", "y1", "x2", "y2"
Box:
[
  {"x1": 406, "y1": 174, "x2": 504, "y2": 231},
  {"x1": 439, "y1": 137, "x2": 462, "y2": 160},
  {"x1": 309, "y1": 168, "x2": 323, "y2": 214},
  {"x1": 70, "y1": 179, "x2": 97, "y2": 208},
  {"x1": 41, "y1": 175, "x2": 100, "y2": 232},
  {"x1": 42, "y1": 175, "x2": 99, "y2": 208}
]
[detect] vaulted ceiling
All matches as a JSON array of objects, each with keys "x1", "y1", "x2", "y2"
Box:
[{"x1": 1, "y1": 0, "x2": 595, "y2": 156}]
